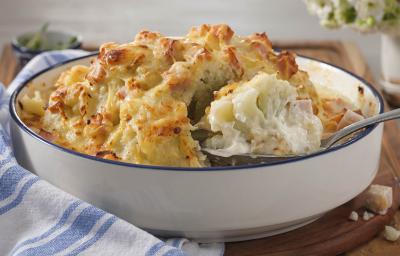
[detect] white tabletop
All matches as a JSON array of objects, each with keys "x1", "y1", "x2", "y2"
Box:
[{"x1": 0, "y1": 0, "x2": 381, "y2": 78}]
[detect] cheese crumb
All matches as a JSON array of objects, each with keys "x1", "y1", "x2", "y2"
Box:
[
  {"x1": 383, "y1": 226, "x2": 400, "y2": 242},
  {"x1": 365, "y1": 184, "x2": 393, "y2": 215},
  {"x1": 20, "y1": 91, "x2": 45, "y2": 116},
  {"x1": 363, "y1": 211, "x2": 375, "y2": 221},
  {"x1": 348, "y1": 211, "x2": 359, "y2": 221}
]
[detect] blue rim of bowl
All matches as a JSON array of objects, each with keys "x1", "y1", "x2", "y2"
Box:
[
  {"x1": 9, "y1": 52, "x2": 384, "y2": 171},
  {"x1": 11, "y1": 32, "x2": 82, "y2": 55}
]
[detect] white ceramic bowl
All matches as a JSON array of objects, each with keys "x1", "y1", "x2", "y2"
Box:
[{"x1": 9, "y1": 54, "x2": 384, "y2": 242}]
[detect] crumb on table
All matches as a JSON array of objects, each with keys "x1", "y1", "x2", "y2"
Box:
[
  {"x1": 365, "y1": 184, "x2": 393, "y2": 215},
  {"x1": 349, "y1": 211, "x2": 359, "y2": 221},
  {"x1": 362, "y1": 211, "x2": 375, "y2": 221},
  {"x1": 383, "y1": 226, "x2": 400, "y2": 242}
]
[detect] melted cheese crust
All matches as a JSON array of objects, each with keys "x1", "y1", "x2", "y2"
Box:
[{"x1": 18, "y1": 24, "x2": 362, "y2": 167}]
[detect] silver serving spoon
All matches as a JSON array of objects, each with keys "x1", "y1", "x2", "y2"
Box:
[{"x1": 202, "y1": 108, "x2": 400, "y2": 166}]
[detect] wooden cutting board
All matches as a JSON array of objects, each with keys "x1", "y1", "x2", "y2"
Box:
[{"x1": 1, "y1": 41, "x2": 400, "y2": 256}]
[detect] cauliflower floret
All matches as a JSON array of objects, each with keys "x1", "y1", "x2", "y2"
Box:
[{"x1": 204, "y1": 72, "x2": 323, "y2": 156}]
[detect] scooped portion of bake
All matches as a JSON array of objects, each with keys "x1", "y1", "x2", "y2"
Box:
[
  {"x1": 201, "y1": 73, "x2": 323, "y2": 157},
  {"x1": 18, "y1": 24, "x2": 364, "y2": 167}
]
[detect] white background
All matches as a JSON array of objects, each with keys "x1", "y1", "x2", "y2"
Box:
[{"x1": 0, "y1": 0, "x2": 380, "y2": 77}]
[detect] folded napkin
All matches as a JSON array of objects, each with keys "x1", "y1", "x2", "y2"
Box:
[{"x1": 0, "y1": 50, "x2": 224, "y2": 256}]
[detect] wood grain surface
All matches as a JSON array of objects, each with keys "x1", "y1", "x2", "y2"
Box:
[{"x1": 1, "y1": 41, "x2": 399, "y2": 256}]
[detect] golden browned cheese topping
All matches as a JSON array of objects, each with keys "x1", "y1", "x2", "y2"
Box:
[{"x1": 18, "y1": 24, "x2": 360, "y2": 167}]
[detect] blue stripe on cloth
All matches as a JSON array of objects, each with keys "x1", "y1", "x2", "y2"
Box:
[
  {"x1": 0, "y1": 96, "x2": 8, "y2": 107},
  {"x1": 65, "y1": 216, "x2": 117, "y2": 256},
  {"x1": 13, "y1": 69, "x2": 34, "y2": 85},
  {"x1": 0, "y1": 165, "x2": 29, "y2": 201},
  {"x1": 10, "y1": 200, "x2": 82, "y2": 254},
  {"x1": 42, "y1": 54, "x2": 53, "y2": 67},
  {"x1": 0, "y1": 86, "x2": 9, "y2": 107},
  {"x1": 172, "y1": 238, "x2": 183, "y2": 248},
  {"x1": 163, "y1": 248, "x2": 185, "y2": 256},
  {"x1": 0, "y1": 176, "x2": 39, "y2": 215},
  {"x1": 145, "y1": 241, "x2": 166, "y2": 256},
  {"x1": 47, "y1": 52, "x2": 73, "y2": 63},
  {"x1": 0, "y1": 131, "x2": 11, "y2": 154},
  {"x1": 0, "y1": 153, "x2": 15, "y2": 169},
  {"x1": 16, "y1": 206, "x2": 106, "y2": 256}
]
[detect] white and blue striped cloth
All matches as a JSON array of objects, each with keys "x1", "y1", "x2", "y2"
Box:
[{"x1": 0, "y1": 50, "x2": 224, "y2": 256}]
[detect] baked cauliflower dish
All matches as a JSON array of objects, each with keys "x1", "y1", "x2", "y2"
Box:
[{"x1": 17, "y1": 24, "x2": 370, "y2": 167}]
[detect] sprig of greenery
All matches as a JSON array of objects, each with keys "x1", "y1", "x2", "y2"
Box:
[
  {"x1": 19, "y1": 23, "x2": 78, "y2": 51},
  {"x1": 25, "y1": 22, "x2": 49, "y2": 50}
]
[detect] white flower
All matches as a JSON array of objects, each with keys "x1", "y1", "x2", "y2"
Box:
[
  {"x1": 355, "y1": 0, "x2": 385, "y2": 22},
  {"x1": 304, "y1": 0, "x2": 400, "y2": 34},
  {"x1": 331, "y1": 0, "x2": 341, "y2": 7},
  {"x1": 318, "y1": 5, "x2": 334, "y2": 20},
  {"x1": 305, "y1": 0, "x2": 333, "y2": 18}
]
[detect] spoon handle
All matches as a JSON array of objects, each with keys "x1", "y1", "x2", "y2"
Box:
[{"x1": 323, "y1": 108, "x2": 400, "y2": 149}]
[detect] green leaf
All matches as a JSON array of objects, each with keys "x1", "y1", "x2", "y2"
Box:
[
  {"x1": 342, "y1": 6, "x2": 356, "y2": 24},
  {"x1": 24, "y1": 22, "x2": 50, "y2": 50}
]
